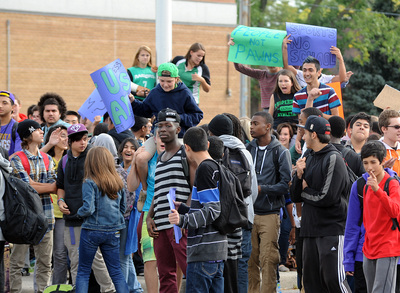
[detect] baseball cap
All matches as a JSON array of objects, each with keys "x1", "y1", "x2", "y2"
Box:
[
  {"x1": 297, "y1": 115, "x2": 331, "y2": 135},
  {"x1": 157, "y1": 63, "x2": 179, "y2": 78},
  {"x1": 67, "y1": 123, "x2": 88, "y2": 137},
  {"x1": 157, "y1": 108, "x2": 181, "y2": 123},
  {"x1": 0, "y1": 91, "x2": 15, "y2": 103},
  {"x1": 17, "y1": 119, "x2": 41, "y2": 139}
]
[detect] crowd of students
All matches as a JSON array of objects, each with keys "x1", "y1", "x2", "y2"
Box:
[{"x1": 0, "y1": 39, "x2": 399, "y2": 293}]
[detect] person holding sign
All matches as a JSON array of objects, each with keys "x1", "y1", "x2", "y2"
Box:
[
  {"x1": 292, "y1": 56, "x2": 341, "y2": 119},
  {"x1": 127, "y1": 45, "x2": 157, "y2": 101},
  {"x1": 228, "y1": 38, "x2": 281, "y2": 110},
  {"x1": 172, "y1": 43, "x2": 211, "y2": 105},
  {"x1": 268, "y1": 69, "x2": 301, "y2": 129}
]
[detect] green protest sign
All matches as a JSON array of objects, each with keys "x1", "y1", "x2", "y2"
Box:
[{"x1": 228, "y1": 25, "x2": 287, "y2": 67}]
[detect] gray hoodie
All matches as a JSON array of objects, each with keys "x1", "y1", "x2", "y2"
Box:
[
  {"x1": 0, "y1": 153, "x2": 12, "y2": 241},
  {"x1": 246, "y1": 135, "x2": 291, "y2": 215},
  {"x1": 219, "y1": 135, "x2": 258, "y2": 224}
]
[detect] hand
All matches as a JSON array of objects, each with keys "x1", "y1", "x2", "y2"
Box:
[
  {"x1": 383, "y1": 158, "x2": 396, "y2": 169},
  {"x1": 48, "y1": 127, "x2": 62, "y2": 146},
  {"x1": 366, "y1": 170, "x2": 379, "y2": 192},
  {"x1": 146, "y1": 216, "x2": 159, "y2": 238},
  {"x1": 191, "y1": 73, "x2": 203, "y2": 82},
  {"x1": 227, "y1": 37, "x2": 235, "y2": 46},
  {"x1": 346, "y1": 271, "x2": 354, "y2": 276},
  {"x1": 308, "y1": 88, "x2": 322, "y2": 101},
  {"x1": 282, "y1": 34, "x2": 292, "y2": 49},
  {"x1": 168, "y1": 209, "x2": 180, "y2": 225},
  {"x1": 302, "y1": 179, "x2": 308, "y2": 190},
  {"x1": 58, "y1": 200, "x2": 70, "y2": 215},
  {"x1": 296, "y1": 157, "x2": 306, "y2": 179},
  {"x1": 345, "y1": 71, "x2": 354, "y2": 82},
  {"x1": 289, "y1": 227, "x2": 296, "y2": 245},
  {"x1": 135, "y1": 86, "x2": 149, "y2": 97},
  {"x1": 330, "y1": 46, "x2": 343, "y2": 61},
  {"x1": 93, "y1": 115, "x2": 102, "y2": 126},
  {"x1": 173, "y1": 200, "x2": 181, "y2": 210},
  {"x1": 258, "y1": 185, "x2": 261, "y2": 195},
  {"x1": 295, "y1": 140, "x2": 302, "y2": 154}
]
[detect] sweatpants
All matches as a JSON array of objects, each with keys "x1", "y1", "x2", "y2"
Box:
[
  {"x1": 363, "y1": 255, "x2": 399, "y2": 293},
  {"x1": 302, "y1": 235, "x2": 350, "y2": 292}
]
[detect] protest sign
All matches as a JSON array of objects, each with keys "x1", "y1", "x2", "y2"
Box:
[
  {"x1": 166, "y1": 188, "x2": 182, "y2": 244},
  {"x1": 286, "y1": 22, "x2": 337, "y2": 68},
  {"x1": 228, "y1": 25, "x2": 287, "y2": 66},
  {"x1": 374, "y1": 84, "x2": 400, "y2": 111},
  {"x1": 90, "y1": 59, "x2": 135, "y2": 133},
  {"x1": 327, "y1": 82, "x2": 344, "y2": 119},
  {"x1": 78, "y1": 89, "x2": 107, "y2": 122}
]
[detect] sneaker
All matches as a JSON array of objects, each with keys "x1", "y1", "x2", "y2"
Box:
[
  {"x1": 21, "y1": 268, "x2": 30, "y2": 276},
  {"x1": 279, "y1": 264, "x2": 290, "y2": 272},
  {"x1": 276, "y1": 282, "x2": 282, "y2": 293}
]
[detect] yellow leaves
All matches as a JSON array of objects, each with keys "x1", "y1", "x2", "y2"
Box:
[{"x1": 348, "y1": 44, "x2": 353, "y2": 48}]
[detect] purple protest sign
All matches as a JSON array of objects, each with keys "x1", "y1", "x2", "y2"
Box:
[
  {"x1": 90, "y1": 59, "x2": 135, "y2": 133},
  {"x1": 78, "y1": 89, "x2": 107, "y2": 122},
  {"x1": 166, "y1": 188, "x2": 182, "y2": 244},
  {"x1": 286, "y1": 22, "x2": 337, "y2": 68}
]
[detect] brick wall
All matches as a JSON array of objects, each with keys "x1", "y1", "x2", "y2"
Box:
[{"x1": 0, "y1": 12, "x2": 242, "y2": 124}]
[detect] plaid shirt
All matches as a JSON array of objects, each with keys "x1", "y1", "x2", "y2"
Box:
[{"x1": 10, "y1": 149, "x2": 56, "y2": 231}]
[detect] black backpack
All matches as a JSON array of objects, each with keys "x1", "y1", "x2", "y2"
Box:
[
  {"x1": 0, "y1": 172, "x2": 48, "y2": 245},
  {"x1": 356, "y1": 176, "x2": 400, "y2": 231},
  {"x1": 212, "y1": 161, "x2": 248, "y2": 235},
  {"x1": 222, "y1": 147, "x2": 252, "y2": 198},
  {"x1": 337, "y1": 147, "x2": 359, "y2": 199}
]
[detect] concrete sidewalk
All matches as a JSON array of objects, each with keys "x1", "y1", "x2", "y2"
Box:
[{"x1": 20, "y1": 270, "x2": 300, "y2": 292}]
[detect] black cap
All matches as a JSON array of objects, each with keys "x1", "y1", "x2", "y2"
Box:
[
  {"x1": 297, "y1": 115, "x2": 331, "y2": 135},
  {"x1": 157, "y1": 108, "x2": 181, "y2": 123},
  {"x1": 17, "y1": 119, "x2": 41, "y2": 139}
]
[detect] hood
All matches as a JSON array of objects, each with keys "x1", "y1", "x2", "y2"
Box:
[
  {"x1": 362, "y1": 167, "x2": 397, "y2": 181},
  {"x1": 219, "y1": 135, "x2": 246, "y2": 150},
  {"x1": 0, "y1": 153, "x2": 12, "y2": 174},
  {"x1": 108, "y1": 129, "x2": 133, "y2": 143},
  {"x1": 248, "y1": 135, "x2": 281, "y2": 151},
  {"x1": 92, "y1": 133, "x2": 118, "y2": 158}
]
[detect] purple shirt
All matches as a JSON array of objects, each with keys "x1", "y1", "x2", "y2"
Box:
[{"x1": 0, "y1": 119, "x2": 22, "y2": 156}]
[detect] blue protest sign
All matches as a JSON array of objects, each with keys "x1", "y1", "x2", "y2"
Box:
[
  {"x1": 90, "y1": 59, "x2": 135, "y2": 133},
  {"x1": 286, "y1": 22, "x2": 337, "y2": 68},
  {"x1": 78, "y1": 89, "x2": 107, "y2": 122}
]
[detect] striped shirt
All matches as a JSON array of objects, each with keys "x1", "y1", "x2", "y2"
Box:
[
  {"x1": 153, "y1": 147, "x2": 191, "y2": 231},
  {"x1": 10, "y1": 149, "x2": 56, "y2": 231},
  {"x1": 180, "y1": 159, "x2": 228, "y2": 263},
  {"x1": 292, "y1": 83, "x2": 341, "y2": 115}
]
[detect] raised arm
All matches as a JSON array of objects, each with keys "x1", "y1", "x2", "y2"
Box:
[
  {"x1": 282, "y1": 35, "x2": 298, "y2": 76},
  {"x1": 329, "y1": 46, "x2": 346, "y2": 83}
]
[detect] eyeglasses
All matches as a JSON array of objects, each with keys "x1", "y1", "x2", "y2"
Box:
[{"x1": 387, "y1": 125, "x2": 400, "y2": 130}]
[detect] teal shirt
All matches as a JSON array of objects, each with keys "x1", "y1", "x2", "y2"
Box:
[{"x1": 127, "y1": 66, "x2": 156, "y2": 101}]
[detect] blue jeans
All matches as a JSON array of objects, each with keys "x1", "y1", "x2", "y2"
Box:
[
  {"x1": 76, "y1": 229, "x2": 128, "y2": 293},
  {"x1": 238, "y1": 227, "x2": 252, "y2": 293},
  {"x1": 119, "y1": 219, "x2": 143, "y2": 293},
  {"x1": 186, "y1": 261, "x2": 224, "y2": 293}
]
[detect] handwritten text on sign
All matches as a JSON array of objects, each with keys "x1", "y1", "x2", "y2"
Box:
[
  {"x1": 286, "y1": 22, "x2": 337, "y2": 68},
  {"x1": 90, "y1": 59, "x2": 135, "y2": 133},
  {"x1": 228, "y1": 26, "x2": 287, "y2": 67}
]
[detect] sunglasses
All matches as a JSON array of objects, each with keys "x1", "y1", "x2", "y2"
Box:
[{"x1": 387, "y1": 125, "x2": 400, "y2": 130}]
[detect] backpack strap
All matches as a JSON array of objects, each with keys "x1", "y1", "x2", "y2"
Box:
[
  {"x1": 11, "y1": 121, "x2": 18, "y2": 142},
  {"x1": 39, "y1": 151, "x2": 50, "y2": 171},
  {"x1": 14, "y1": 151, "x2": 31, "y2": 175},
  {"x1": 383, "y1": 177, "x2": 400, "y2": 232},
  {"x1": 156, "y1": 146, "x2": 190, "y2": 185},
  {"x1": 356, "y1": 177, "x2": 366, "y2": 227},
  {"x1": 62, "y1": 155, "x2": 68, "y2": 173}
]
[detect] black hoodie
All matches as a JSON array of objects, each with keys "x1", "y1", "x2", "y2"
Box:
[
  {"x1": 291, "y1": 144, "x2": 348, "y2": 237},
  {"x1": 56, "y1": 144, "x2": 92, "y2": 227}
]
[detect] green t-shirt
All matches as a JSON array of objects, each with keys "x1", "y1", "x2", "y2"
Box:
[
  {"x1": 127, "y1": 66, "x2": 156, "y2": 101},
  {"x1": 174, "y1": 58, "x2": 210, "y2": 104}
]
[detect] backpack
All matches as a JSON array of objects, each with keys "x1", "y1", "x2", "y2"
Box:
[
  {"x1": 14, "y1": 151, "x2": 50, "y2": 175},
  {"x1": 356, "y1": 175, "x2": 400, "y2": 231},
  {"x1": 222, "y1": 147, "x2": 252, "y2": 197},
  {"x1": 0, "y1": 171, "x2": 48, "y2": 245},
  {"x1": 212, "y1": 161, "x2": 248, "y2": 235},
  {"x1": 337, "y1": 147, "x2": 359, "y2": 199}
]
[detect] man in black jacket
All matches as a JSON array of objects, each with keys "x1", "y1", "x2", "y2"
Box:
[{"x1": 291, "y1": 115, "x2": 350, "y2": 292}]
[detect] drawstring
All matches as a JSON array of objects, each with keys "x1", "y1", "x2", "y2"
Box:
[{"x1": 254, "y1": 147, "x2": 267, "y2": 175}]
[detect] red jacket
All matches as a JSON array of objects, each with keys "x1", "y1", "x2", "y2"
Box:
[{"x1": 363, "y1": 172, "x2": 400, "y2": 259}]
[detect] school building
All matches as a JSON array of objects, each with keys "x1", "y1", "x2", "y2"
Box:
[{"x1": 0, "y1": 0, "x2": 242, "y2": 123}]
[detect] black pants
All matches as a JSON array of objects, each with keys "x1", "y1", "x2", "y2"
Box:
[
  {"x1": 295, "y1": 228, "x2": 303, "y2": 290},
  {"x1": 354, "y1": 261, "x2": 367, "y2": 293},
  {"x1": 0, "y1": 241, "x2": 5, "y2": 293},
  {"x1": 224, "y1": 259, "x2": 238, "y2": 293},
  {"x1": 303, "y1": 236, "x2": 351, "y2": 292}
]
